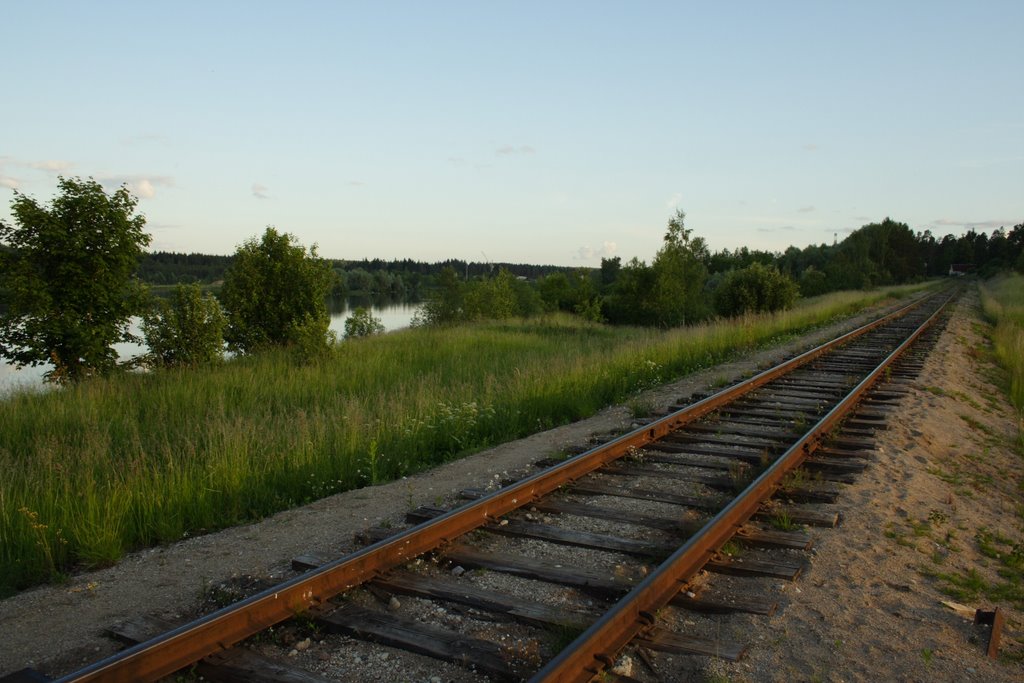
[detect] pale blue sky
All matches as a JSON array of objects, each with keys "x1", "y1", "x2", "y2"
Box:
[{"x1": 2, "y1": 1, "x2": 1021, "y2": 266}]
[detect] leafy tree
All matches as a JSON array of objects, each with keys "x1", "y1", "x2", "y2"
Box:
[
  {"x1": 599, "y1": 256, "x2": 621, "y2": 289},
  {"x1": 416, "y1": 266, "x2": 465, "y2": 325},
  {"x1": 0, "y1": 177, "x2": 150, "y2": 382},
  {"x1": 343, "y1": 307, "x2": 385, "y2": 339},
  {"x1": 142, "y1": 284, "x2": 225, "y2": 367},
  {"x1": 537, "y1": 272, "x2": 572, "y2": 312},
  {"x1": 604, "y1": 257, "x2": 658, "y2": 325},
  {"x1": 463, "y1": 269, "x2": 519, "y2": 320},
  {"x1": 798, "y1": 266, "x2": 829, "y2": 297},
  {"x1": 512, "y1": 278, "x2": 544, "y2": 317},
  {"x1": 650, "y1": 210, "x2": 709, "y2": 327},
  {"x1": 220, "y1": 227, "x2": 334, "y2": 353},
  {"x1": 714, "y1": 263, "x2": 798, "y2": 317}
]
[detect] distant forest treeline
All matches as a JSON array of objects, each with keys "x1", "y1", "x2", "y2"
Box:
[
  {"x1": 137, "y1": 253, "x2": 583, "y2": 298},
  {"x1": 138, "y1": 219, "x2": 1024, "y2": 298}
]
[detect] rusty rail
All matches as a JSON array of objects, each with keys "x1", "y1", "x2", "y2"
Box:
[
  {"x1": 55, "y1": 292, "x2": 943, "y2": 682},
  {"x1": 530, "y1": 290, "x2": 955, "y2": 682}
]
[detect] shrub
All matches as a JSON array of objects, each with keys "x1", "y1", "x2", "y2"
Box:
[
  {"x1": 220, "y1": 227, "x2": 334, "y2": 354},
  {"x1": 715, "y1": 263, "x2": 799, "y2": 317},
  {"x1": 343, "y1": 307, "x2": 385, "y2": 339},
  {"x1": 142, "y1": 284, "x2": 225, "y2": 367}
]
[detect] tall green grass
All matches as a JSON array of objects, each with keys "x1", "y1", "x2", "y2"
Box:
[
  {"x1": 0, "y1": 284, "x2": 931, "y2": 594},
  {"x1": 979, "y1": 273, "x2": 1024, "y2": 450}
]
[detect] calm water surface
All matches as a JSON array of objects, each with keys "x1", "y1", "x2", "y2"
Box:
[{"x1": 0, "y1": 299, "x2": 421, "y2": 396}]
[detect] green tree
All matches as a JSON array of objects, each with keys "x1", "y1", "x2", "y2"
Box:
[
  {"x1": 537, "y1": 272, "x2": 572, "y2": 312},
  {"x1": 599, "y1": 256, "x2": 621, "y2": 290},
  {"x1": 604, "y1": 257, "x2": 658, "y2": 325},
  {"x1": 416, "y1": 266, "x2": 465, "y2": 325},
  {"x1": 0, "y1": 177, "x2": 151, "y2": 382},
  {"x1": 798, "y1": 266, "x2": 829, "y2": 297},
  {"x1": 141, "y1": 284, "x2": 225, "y2": 367},
  {"x1": 714, "y1": 263, "x2": 798, "y2": 317},
  {"x1": 220, "y1": 227, "x2": 334, "y2": 353},
  {"x1": 650, "y1": 209, "x2": 709, "y2": 327},
  {"x1": 463, "y1": 269, "x2": 519, "y2": 320},
  {"x1": 343, "y1": 307, "x2": 385, "y2": 339}
]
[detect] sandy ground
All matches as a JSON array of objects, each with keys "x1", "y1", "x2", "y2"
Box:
[
  {"x1": 704, "y1": 288, "x2": 1024, "y2": 683},
  {"x1": 1, "y1": 289, "x2": 1021, "y2": 682}
]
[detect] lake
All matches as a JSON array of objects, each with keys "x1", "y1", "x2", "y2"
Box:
[{"x1": 0, "y1": 299, "x2": 422, "y2": 396}]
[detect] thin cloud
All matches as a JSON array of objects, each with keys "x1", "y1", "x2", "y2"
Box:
[
  {"x1": 0, "y1": 175, "x2": 20, "y2": 190},
  {"x1": 252, "y1": 183, "x2": 270, "y2": 200},
  {"x1": 347, "y1": 181, "x2": 366, "y2": 187},
  {"x1": 757, "y1": 225, "x2": 797, "y2": 233},
  {"x1": 931, "y1": 218, "x2": 1011, "y2": 230},
  {"x1": 665, "y1": 192, "x2": 682, "y2": 209},
  {"x1": 99, "y1": 174, "x2": 175, "y2": 199},
  {"x1": 448, "y1": 157, "x2": 466, "y2": 166},
  {"x1": 496, "y1": 144, "x2": 535, "y2": 156},
  {"x1": 574, "y1": 241, "x2": 618, "y2": 260},
  {"x1": 797, "y1": 206, "x2": 815, "y2": 213},
  {"x1": 30, "y1": 160, "x2": 74, "y2": 172},
  {"x1": 802, "y1": 143, "x2": 818, "y2": 151}
]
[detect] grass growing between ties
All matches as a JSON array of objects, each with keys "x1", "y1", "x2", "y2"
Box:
[{"x1": 0, "y1": 285, "x2": 929, "y2": 594}]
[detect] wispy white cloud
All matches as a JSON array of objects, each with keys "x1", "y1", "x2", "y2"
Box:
[
  {"x1": 665, "y1": 192, "x2": 682, "y2": 209},
  {"x1": 347, "y1": 180, "x2": 366, "y2": 187},
  {"x1": 252, "y1": 183, "x2": 270, "y2": 199},
  {"x1": 574, "y1": 241, "x2": 618, "y2": 260},
  {"x1": 802, "y1": 143, "x2": 818, "y2": 151},
  {"x1": 757, "y1": 225, "x2": 797, "y2": 233},
  {"x1": 30, "y1": 160, "x2": 74, "y2": 172},
  {"x1": 99, "y1": 174, "x2": 175, "y2": 199},
  {"x1": 0, "y1": 175, "x2": 20, "y2": 190},
  {"x1": 496, "y1": 144, "x2": 535, "y2": 156},
  {"x1": 930, "y1": 218, "x2": 1012, "y2": 230},
  {"x1": 797, "y1": 206, "x2": 815, "y2": 213}
]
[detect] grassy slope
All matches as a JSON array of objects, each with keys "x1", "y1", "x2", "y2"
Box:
[
  {"x1": 0, "y1": 284, "x2": 933, "y2": 594},
  {"x1": 980, "y1": 273, "x2": 1024, "y2": 445}
]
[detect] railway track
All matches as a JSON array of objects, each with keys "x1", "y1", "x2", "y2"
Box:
[{"x1": 7, "y1": 288, "x2": 956, "y2": 683}]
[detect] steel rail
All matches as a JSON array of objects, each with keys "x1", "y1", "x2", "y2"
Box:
[
  {"x1": 55, "y1": 293, "x2": 938, "y2": 683},
  {"x1": 530, "y1": 290, "x2": 955, "y2": 683}
]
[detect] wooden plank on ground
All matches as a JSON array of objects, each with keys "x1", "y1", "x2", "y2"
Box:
[
  {"x1": 647, "y1": 441, "x2": 770, "y2": 464},
  {"x1": 316, "y1": 603, "x2": 516, "y2": 680},
  {"x1": 705, "y1": 554, "x2": 803, "y2": 580},
  {"x1": 479, "y1": 518, "x2": 676, "y2": 557},
  {"x1": 638, "y1": 627, "x2": 747, "y2": 661},
  {"x1": 372, "y1": 571, "x2": 595, "y2": 630},
  {"x1": 815, "y1": 447, "x2": 874, "y2": 460},
  {"x1": 803, "y1": 455, "x2": 868, "y2": 474},
  {"x1": 737, "y1": 527, "x2": 812, "y2": 550},
  {"x1": 640, "y1": 451, "x2": 742, "y2": 470},
  {"x1": 521, "y1": 499, "x2": 687, "y2": 533},
  {"x1": 671, "y1": 591, "x2": 776, "y2": 616},
  {"x1": 443, "y1": 544, "x2": 636, "y2": 597},
  {"x1": 107, "y1": 615, "x2": 334, "y2": 683},
  {"x1": 754, "y1": 504, "x2": 839, "y2": 528},
  {"x1": 405, "y1": 501, "x2": 677, "y2": 557},
  {"x1": 567, "y1": 481, "x2": 725, "y2": 511}
]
